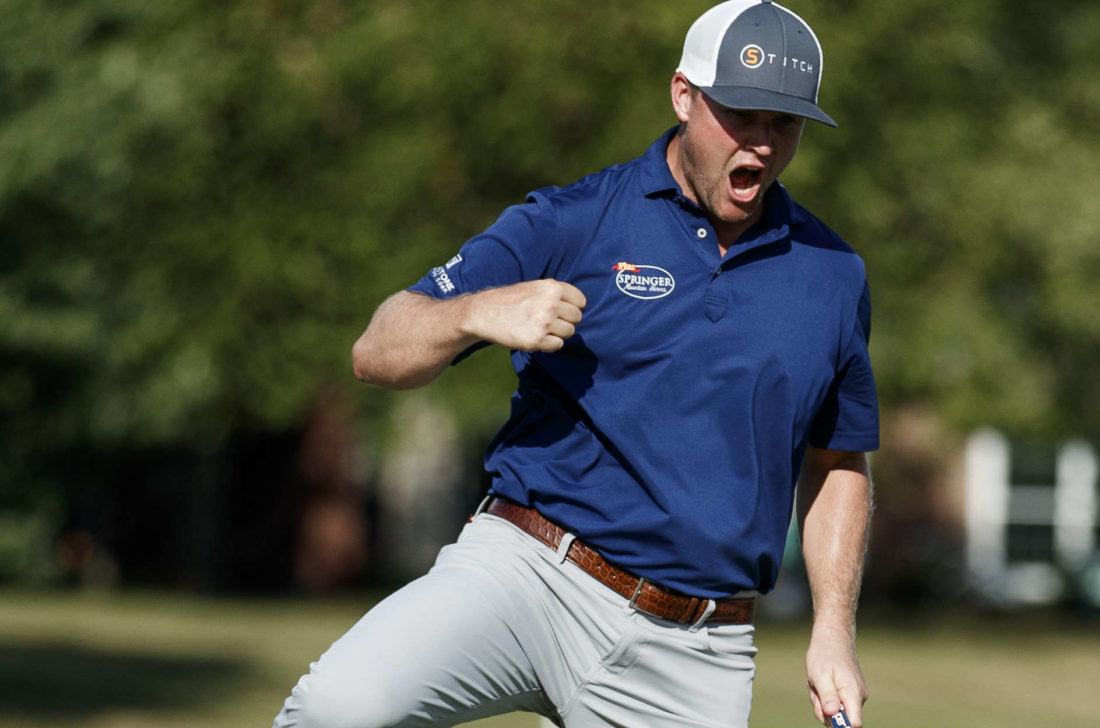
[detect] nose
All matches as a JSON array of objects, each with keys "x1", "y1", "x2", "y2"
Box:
[{"x1": 740, "y1": 118, "x2": 774, "y2": 155}]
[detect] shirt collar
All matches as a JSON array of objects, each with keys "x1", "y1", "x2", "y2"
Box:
[{"x1": 640, "y1": 126, "x2": 683, "y2": 198}]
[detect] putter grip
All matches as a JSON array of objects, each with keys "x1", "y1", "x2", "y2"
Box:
[{"x1": 828, "y1": 709, "x2": 852, "y2": 728}]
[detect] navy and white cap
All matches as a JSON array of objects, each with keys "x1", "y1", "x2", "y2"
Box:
[{"x1": 677, "y1": 0, "x2": 837, "y2": 127}]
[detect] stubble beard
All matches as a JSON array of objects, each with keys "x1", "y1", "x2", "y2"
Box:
[{"x1": 678, "y1": 127, "x2": 759, "y2": 231}]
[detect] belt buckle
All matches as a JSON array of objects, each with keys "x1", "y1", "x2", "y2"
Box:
[{"x1": 628, "y1": 577, "x2": 649, "y2": 610}]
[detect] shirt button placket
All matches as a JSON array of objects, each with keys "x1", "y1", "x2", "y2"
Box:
[{"x1": 705, "y1": 260, "x2": 730, "y2": 323}]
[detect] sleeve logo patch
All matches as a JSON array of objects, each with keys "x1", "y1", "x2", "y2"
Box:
[
  {"x1": 429, "y1": 266, "x2": 456, "y2": 294},
  {"x1": 613, "y1": 262, "x2": 675, "y2": 300}
]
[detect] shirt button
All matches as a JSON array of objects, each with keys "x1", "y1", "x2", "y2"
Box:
[{"x1": 696, "y1": 228, "x2": 708, "y2": 239}]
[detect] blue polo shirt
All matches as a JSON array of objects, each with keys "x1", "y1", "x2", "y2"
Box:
[{"x1": 409, "y1": 127, "x2": 879, "y2": 597}]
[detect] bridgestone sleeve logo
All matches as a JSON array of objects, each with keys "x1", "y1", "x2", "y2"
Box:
[{"x1": 429, "y1": 266, "x2": 456, "y2": 294}]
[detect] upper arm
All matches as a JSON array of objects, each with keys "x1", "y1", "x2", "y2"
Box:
[
  {"x1": 351, "y1": 290, "x2": 473, "y2": 389},
  {"x1": 801, "y1": 446, "x2": 868, "y2": 481},
  {"x1": 797, "y1": 446, "x2": 871, "y2": 525}
]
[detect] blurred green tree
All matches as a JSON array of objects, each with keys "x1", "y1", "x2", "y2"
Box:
[
  {"x1": 0, "y1": 0, "x2": 713, "y2": 459},
  {"x1": 789, "y1": 0, "x2": 1100, "y2": 440},
  {"x1": 1, "y1": 0, "x2": 1098, "y2": 584}
]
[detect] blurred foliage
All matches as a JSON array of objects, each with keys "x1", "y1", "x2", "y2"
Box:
[
  {"x1": 0, "y1": 506, "x2": 61, "y2": 583},
  {"x1": 794, "y1": 0, "x2": 1100, "y2": 439},
  {"x1": 1, "y1": 0, "x2": 1099, "y2": 580}
]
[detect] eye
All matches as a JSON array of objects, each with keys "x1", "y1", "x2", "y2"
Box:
[{"x1": 726, "y1": 109, "x2": 757, "y2": 124}]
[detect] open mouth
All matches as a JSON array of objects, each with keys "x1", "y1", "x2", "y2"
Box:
[{"x1": 729, "y1": 165, "x2": 763, "y2": 202}]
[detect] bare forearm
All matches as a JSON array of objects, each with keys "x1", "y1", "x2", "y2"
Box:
[
  {"x1": 797, "y1": 447, "x2": 873, "y2": 726},
  {"x1": 798, "y1": 450, "x2": 872, "y2": 633},
  {"x1": 352, "y1": 280, "x2": 587, "y2": 391}
]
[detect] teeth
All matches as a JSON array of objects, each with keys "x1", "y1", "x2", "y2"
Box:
[{"x1": 730, "y1": 166, "x2": 762, "y2": 195}]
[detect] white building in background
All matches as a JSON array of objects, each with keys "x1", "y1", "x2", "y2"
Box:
[{"x1": 965, "y1": 429, "x2": 1099, "y2": 606}]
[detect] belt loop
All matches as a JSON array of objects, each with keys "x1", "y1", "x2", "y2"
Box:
[
  {"x1": 555, "y1": 532, "x2": 576, "y2": 564},
  {"x1": 689, "y1": 599, "x2": 716, "y2": 632}
]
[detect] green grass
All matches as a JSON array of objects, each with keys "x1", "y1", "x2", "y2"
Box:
[{"x1": 0, "y1": 590, "x2": 1096, "y2": 727}]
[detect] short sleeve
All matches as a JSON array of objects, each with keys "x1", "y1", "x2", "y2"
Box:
[
  {"x1": 404, "y1": 189, "x2": 563, "y2": 364},
  {"x1": 407, "y1": 189, "x2": 561, "y2": 300},
  {"x1": 808, "y1": 281, "x2": 880, "y2": 452}
]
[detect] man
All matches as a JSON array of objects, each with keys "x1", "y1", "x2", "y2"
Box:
[{"x1": 274, "y1": 1, "x2": 877, "y2": 727}]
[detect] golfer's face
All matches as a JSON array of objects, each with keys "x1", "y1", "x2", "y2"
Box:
[{"x1": 677, "y1": 88, "x2": 804, "y2": 236}]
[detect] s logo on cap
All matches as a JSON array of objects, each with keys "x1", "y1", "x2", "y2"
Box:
[{"x1": 740, "y1": 44, "x2": 765, "y2": 69}]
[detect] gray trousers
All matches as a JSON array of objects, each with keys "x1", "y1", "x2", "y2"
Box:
[{"x1": 273, "y1": 513, "x2": 757, "y2": 728}]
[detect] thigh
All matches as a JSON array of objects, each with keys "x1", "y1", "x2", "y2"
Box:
[
  {"x1": 273, "y1": 523, "x2": 554, "y2": 728},
  {"x1": 564, "y1": 617, "x2": 757, "y2": 728}
]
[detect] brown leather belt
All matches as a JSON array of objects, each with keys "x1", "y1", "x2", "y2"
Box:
[{"x1": 484, "y1": 498, "x2": 754, "y2": 626}]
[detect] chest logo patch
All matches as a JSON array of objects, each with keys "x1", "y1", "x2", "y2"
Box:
[{"x1": 612, "y1": 262, "x2": 676, "y2": 300}]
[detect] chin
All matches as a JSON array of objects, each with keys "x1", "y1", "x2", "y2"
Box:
[{"x1": 721, "y1": 203, "x2": 757, "y2": 223}]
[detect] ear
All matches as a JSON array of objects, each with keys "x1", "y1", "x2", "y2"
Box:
[{"x1": 670, "y1": 72, "x2": 695, "y2": 124}]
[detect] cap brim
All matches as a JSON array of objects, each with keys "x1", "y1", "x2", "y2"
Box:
[{"x1": 700, "y1": 85, "x2": 838, "y2": 127}]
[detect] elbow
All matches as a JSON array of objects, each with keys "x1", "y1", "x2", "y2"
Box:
[
  {"x1": 352, "y1": 355, "x2": 372, "y2": 385},
  {"x1": 351, "y1": 337, "x2": 388, "y2": 387},
  {"x1": 351, "y1": 337, "x2": 425, "y2": 391}
]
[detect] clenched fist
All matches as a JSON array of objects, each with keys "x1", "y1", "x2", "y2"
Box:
[{"x1": 461, "y1": 279, "x2": 587, "y2": 353}]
